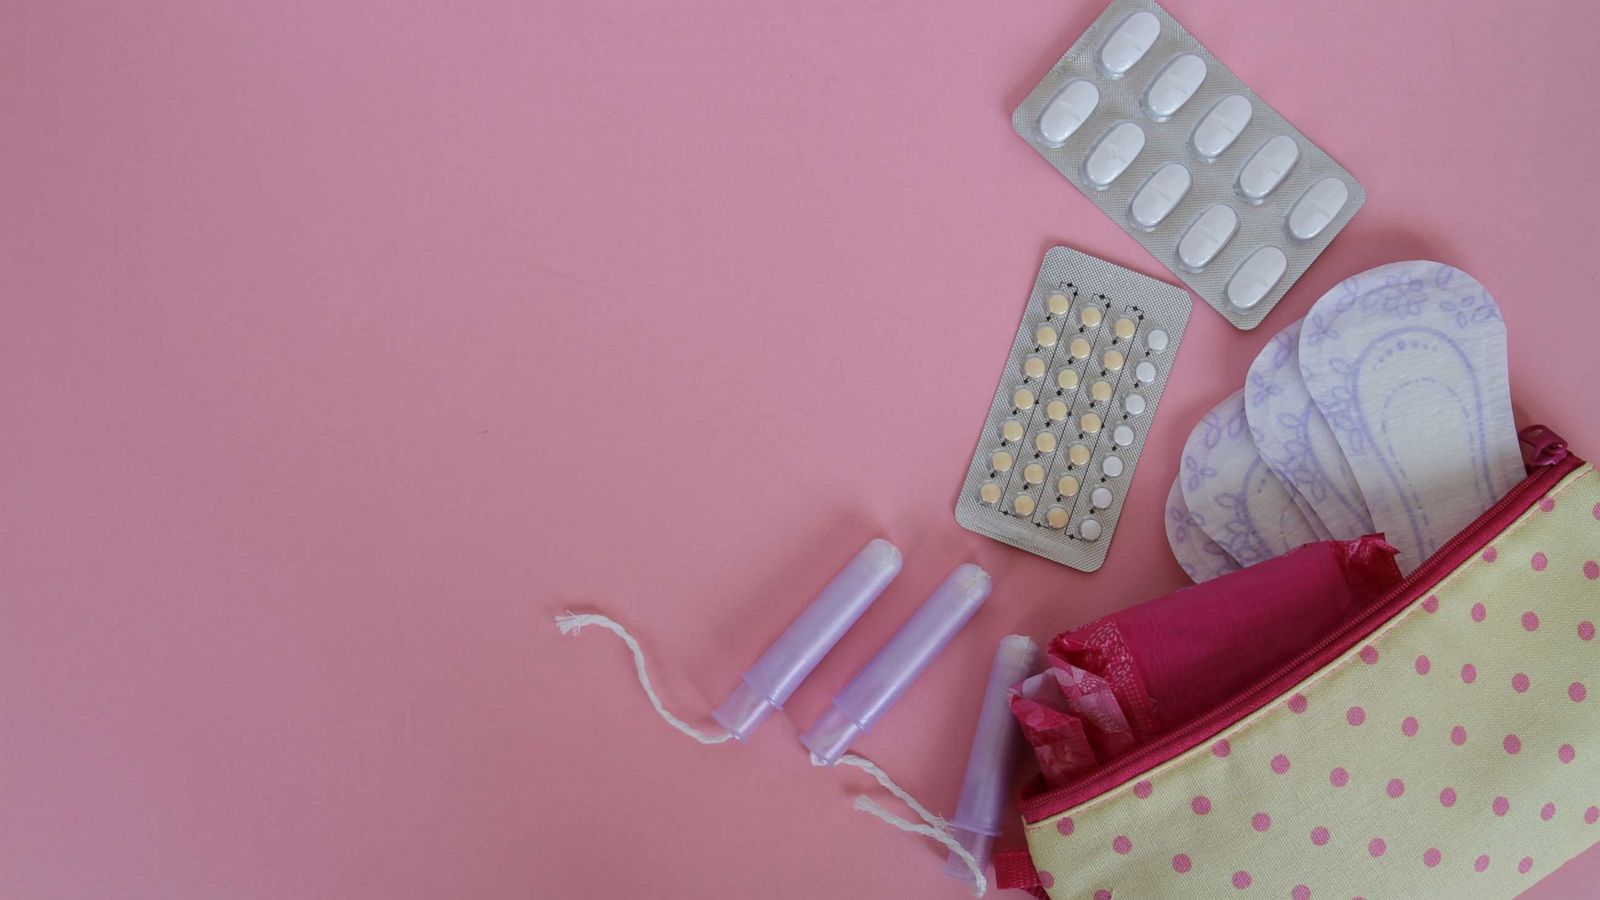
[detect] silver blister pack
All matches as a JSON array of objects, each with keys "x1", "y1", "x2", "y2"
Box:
[
  {"x1": 1012, "y1": 0, "x2": 1365, "y2": 331},
  {"x1": 955, "y1": 246, "x2": 1190, "y2": 571}
]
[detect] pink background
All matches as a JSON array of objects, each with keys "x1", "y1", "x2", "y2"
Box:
[{"x1": 4, "y1": 1, "x2": 1598, "y2": 897}]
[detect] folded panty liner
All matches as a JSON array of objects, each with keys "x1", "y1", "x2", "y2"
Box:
[
  {"x1": 1181, "y1": 388, "x2": 1321, "y2": 565},
  {"x1": 1014, "y1": 536, "x2": 1402, "y2": 789},
  {"x1": 1299, "y1": 261, "x2": 1525, "y2": 572},
  {"x1": 1163, "y1": 476, "x2": 1240, "y2": 583},
  {"x1": 1246, "y1": 318, "x2": 1376, "y2": 540}
]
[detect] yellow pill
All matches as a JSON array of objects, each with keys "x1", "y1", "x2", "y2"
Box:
[
  {"x1": 1034, "y1": 325, "x2": 1059, "y2": 348},
  {"x1": 1057, "y1": 474, "x2": 1080, "y2": 497},
  {"x1": 1023, "y1": 463, "x2": 1046, "y2": 485},
  {"x1": 1046, "y1": 292, "x2": 1071, "y2": 315},
  {"x1": 979, "y1": 481, "x2": 1002, "y2": 504},
  {"x1": 1069, "y1": 337, "x2": 1092, "y2": 359},
  {"x1": 1012, "y1": 387, "x2": 1036, "y2": 410},
  {"x1": 1102, "y1": 349, "x2": 1125, "y2": 372},
  {"x1": 1000, "y1": 419, "x2": 1025, "y2": 442},
  {"x1": 1023, "y1": 355, "x2": 1047, "y2": 379},
  {"x1": 1045, "y1": 398, "x2": 1069, "y2": 422},
  {"x1": 1090, "y1": 380, "x2": 1113, "y2": 402},
  {"x1": 1079, "y1": 306, "x2": 1103, "y2": 328},
  {"x1": 990, "y1": 449, "x2": 1014, "y2": 472},
  {"x1": 1114, "y1": 316, "x2": 1137, "y2": 339},
  {"x1": 1046, "y1": 506, "x2": 1070, "y2": 529},
  {"x1": 1013, "y1": 493, "x2": 1037, "y2": 516},
  {"x1": 1034, "y1": 432, "x2": 1057, "y2": 454},
  {"x1": 1068, "y1": 443, "x2": 1091, "y2": 466},
  {"x1": 1057, "y1": 368, "x2": 1080, "y2": 391},
  {"x1": 1080, "y1": 412, "x2": 1102, "y2": 434}
]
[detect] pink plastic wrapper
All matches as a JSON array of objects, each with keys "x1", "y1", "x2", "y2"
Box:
[{"x1": 1013, "y1": 536, "x2": 1402, "y2": 787}]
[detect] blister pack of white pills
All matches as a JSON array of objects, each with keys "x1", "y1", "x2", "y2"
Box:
[
  {"x1": 955, "y1": 246, "x2": 1191, "y2": 571},
  {"x1": 1012, "y1": 0, "x2": 1365, "y2": 331}
]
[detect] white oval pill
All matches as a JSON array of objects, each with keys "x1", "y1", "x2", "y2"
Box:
[
  {"x1": 1146, "y1": 328, "x2": 1169, "y2": 352},
  {"x1": 1023, "y1": 355, "x2": 1047, "y2": 379},
  {"x1": 1113, "y1": 424, "x2": 1135, "y2": 447},
  {"x1": 1190, "y1": 94, "x2": 1253, "y2": 160},
  {"x1": 1143, "y1": 53, "x2": 1206, "y2": 121},
  {"x1": 1237, "y1": 135, "x2": 1300, "y2": 202},
  {"x1": 1046, "y1": 291, "x2": 1072, "y2": 315},
  {"x1": 1091, "y1": 486, "x2": 1114, "y2": 510},
  {"x1": 1099, "y1": 10, "x2": 1161, "y2": 76},
  {"x1": 1001, "y1": 419, "x2": 1025, "y2": 442},
  {"x1": 979, "y1": 481, "x2": 1001, "y2": 504},
  {"x1": 1084, "y1": 122, "x2": 1146, "y2": 189},
  {"x1": 1129, "y1": 163, "x2": 1192, "y2": 230},
  {"x1": 1057, "y1": 474, "x2": 1080, "y2": 497},
  {"x1": 1013, "y1": 494, "x2": 1036, "y2": 516},
  {"x1": 1034, "y1": 324, "x2": 1059, "y2": 348},
  {"x1": 1035, "y1": 431, "x2": 1057, "y2": 454},
  {"x1": 1102, "y1": 455, "x2": 1125, "y2": 478},
  {"x1": 990, "y1": 449, "x2": 1013, "y2": 472},
  {"x1": 1056, "y1": 368, "x2": 1080, "y2": 391},
  {"x1": 1037, "y1": 80, "x2": 1100, "y2": 146},
  {"x1": 1123, "y1": 392, "x2": 1147, "y2": 416},
  {"x1": 1012, "y1": 387, "x2": 1035, "y2": 410},
  {"x1": 1226, "y1": 245, "x2": 1288, "y2": 310},
  {"x1": 1045, "y1": 398, "x2": 1069, "y2": 422},
  {"x1": 1046, "y1": 506, "x2": 1070, "y2": 529},
  {"x1": 1135, "y1": 361, "x2": 1157, "y2": 384},
  {"x1": 1023, "y1": 463, "x2": 1046, "y2": 485},
  {"x1": 1177, "y1": 204, "x2": 1239, "y2": 271},
  {"x1": 1287, "y1": 176, "x2": 1351, "y2": 241},
  {"x1": 1078, "y1": 518, "x2": 1104, "y2": 541}
]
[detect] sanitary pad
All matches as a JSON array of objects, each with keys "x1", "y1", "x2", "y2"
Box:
[{"x1": 1163, "y1": 476, "x2": 1240, "y2": 583}]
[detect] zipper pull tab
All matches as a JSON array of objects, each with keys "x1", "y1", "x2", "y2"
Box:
[{"x1": 1519, "y1": 425, "x2": 1569, "y2": 468}]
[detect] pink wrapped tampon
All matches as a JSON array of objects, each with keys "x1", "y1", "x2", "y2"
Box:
[{"x1": 712, "y1": 538, "x2": 903, "y2": 741}]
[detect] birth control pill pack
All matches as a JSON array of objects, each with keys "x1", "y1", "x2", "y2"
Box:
[
  {"x1": 955, "y1": 246, "x2": 1191, "y2": 571},
  {"x1": 1012, "y1": 0, "x2": 1365, "y2": 330}
]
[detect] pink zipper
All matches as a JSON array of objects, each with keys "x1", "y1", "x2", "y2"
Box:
[{"x1": 1021, "y1": 429, "x2": 1583, "y2": 823}]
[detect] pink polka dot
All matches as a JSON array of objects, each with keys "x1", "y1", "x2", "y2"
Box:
[
  {"x1": 1310, "y1": 826, "x2": 1330, "y2": 846},
  {"x1": 1292, "y1": 885, "x2": 1310, "y2": 900},
  {"x1": 1560, "y1": 744, "x2": 1576, "y2": 764},
  {"x1": 1192, "y1": 795, "x2": 1212, "y2": 815},
  {"x1": 1424, "y1": 848, "x2": 1442, "y2": 868},
  {"x1": 1271, "y1": 753, "x2": 1291, "y2": 774},
  {"x1": 1346, "y1": 706, "x2": 1366, "y2": 726},
  {"x1": 1483, "y1": 546, "x2": 1498, "y2": 562},
  {"x1": 1542, "y1": 802, "x2": 1557, "y2": 821},
  {"x1": 1386, "y1": 778, "x2": 1405, "y2": 799},
  {"x1": 1038, "y1": 872, "x2": 1054, "y2": 889},
  {"x1": 1571, "y1": 682, "x2": 1588, "y2": 702},
  {"x1": 1252, "y1": 812, "x2": 1272, "y2": 832},
  {"x1": 1519, "y1": 856, "x2": 1533, "y2": 875},
  {"x1": 1056, "y1": 817, "x2": 1074, "y2": 836},
  {"x1": 1172, "y1": 853, "x2": 1192, "y2": 874},
  {"x1": 1493, "y1": 796, "x2": 1510, "y2": 817},
  {"x1": 1580, "y1": 621, "x2": 1596, "y2": 641},
  {"x1": 1586, "y1": 561, "x2": 1600, "y2": 580},
  {"x1": 1504, "y1": 733, "x2": 1523, "y2": 755},
  {"x1": 1532, "y1": 552, "x2": 1549, "y2": 572},
  {"x1": 1112, "y1": 835, "x2": 1132, "y2": 855},
  {"x1": 1330, "y1": 767, "x2": 1350, "y2": 787},
  {"x1": 1212, "y1": 739, "x2": 1231, "y2": 758},
  {"x1": 1133, "y1": 779, "x2": 1153, "y2": 799},
  {"x1": 1594, "y1": 502, "x2": 1600, "y2": 520},
  {"x1": 1094, "y1": 891, "x2": 1111, "y2": 900},
  {"x1": 1401, "y1": 716, "x2": 1419, "y2": 737},
  {"x1": 1422, "y1": 595, "x2": 1439, "y2": 613},
  {"x1": 1540, "y1": 497, "x2": 1556, "y2": 512},
  {"x1": 1523, "y1": 611, "x2": 1541, "y2": 632},
  {"x1": 1288, "y1": 693, "x2": 1308, "y2": 714},
  {"x1": 1461, "y1": 663, "x2": 1477, "y2": 684},
  {"x1": 1368, "y1": 837, "x2": 1387, "y2": 858},
  {"x1": 1451, "y1": 725, "x2": 1468, "y2": 746},
  {"x1": 1231, "y1": 871, "x2": 1252, "y2": 890},
  {"x1": 1440, "y1": 787, "x2": 1457, "y2": 807},
  {"x1": 1475, "y1": 854, "x2": 1491, "y2": 872},
  {"x1": 1359, "y1": 645, "x2": 1379, "y2": 664},
  {"x1": 1414, "y1": 655, "x2": 1431, "y2": 675},
  {"x1": 1471, "y1": 602, "x2": 1487, "y2": 622},
  {"x1": 1587, "y1": 806, "x2": 1600, "y2": 825},
  {"x1": 1512, "y1": 673, "x2": 1530, "y2": 693}
]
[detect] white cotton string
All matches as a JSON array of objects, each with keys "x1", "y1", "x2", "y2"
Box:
[
  {"x1": 818, "y1": 752, "x2": 949, "y2": 832},
  {"x1": 852, "y1": 796, "x2": 987, "y2": 897},
  {"x1": 554, "y1": 612, "x2": 734, "y2": 745}
]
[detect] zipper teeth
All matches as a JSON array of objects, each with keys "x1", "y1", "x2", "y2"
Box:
[{"x1": 1021, "y1": 453, "x2": 1585, "y2": 822}]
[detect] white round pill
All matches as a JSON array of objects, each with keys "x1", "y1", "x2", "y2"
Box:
[
  {"x1": 1102, "y1": 349, "x2": 1125, "y2": 372},
  {"x1": 1013, "y1": 387, "x2": 1036, "y2": 410},
  {"x1": 1113, "y1": 424, "x2": 1135, "y2": 447},
  {"x1": 1013, "y1": 493, "x2": 1037, "y2": 516},
  {"x1": 1057, "y1": 368, "x2": 1080, "y2": 391},
  {"x1": 1146, "y1": 328, "x2": 1170, "y2": 352},
  {"x1": 1057, "y1": 474, "x2": 1080, "y2": 497},
  {"x1": 1069, "y1": 337, "x2": 1092, "y2": 360},
  {"x1": 1102, "y1": 455, "x2": 1125, "y2": 478},
  {"x1": 1091, "y1": 486, "x2": 1114, "y2": 509},
  {"x1": 990, "y1": 449, "x2": 1014, "y2": 472},
  {"x1": 1068, "y1": 443, "x2": 1091, "y2": 466},
  {"x1": 1034, "y1": 432, "x2": 1058, "y2": 454},
  {"x1": 1045, "y1": 398, "x2": 1069, "y2": 422},
  {"x1": 1047, "y1": 292, "x2": 1071, "y2": 315},
  {"x1": 1035, "y1": 325, "x2": 1059, "y2": 348},
  {"x1": 1090, "y1": 379, "x2": 1113, "y2": 403},
  {"x1": 1080, "y1": 412, "x2": 1102, "y2": 434},
  {"x1": 1123, "y1": 393, "x2": 1147, "y2": 416},
  {"x1": 1001, "y1": 419, "x2": 1025, "y2": 442},
  {"x1": 1078, "y1": 518, "x2": 1103, "y2": 541},
  {"x1": 1080, "y1": 306, "x2": 1103, "y2": 328},
  {"x1": 1023, "y1": 462, "x2": 1046, "y2": 485},
  {"x1": 1114, "y1": 316, "x2": 1137, "y2": 339},
  {"x1": 1046, "y1": 506, "x2": 1070, "y2": 529},
  {"x1": 979, "y1": 482, "x2": 1002, "y2": 504},
  {"x1": 1023, "y1": 355, "x2": 1047, "y2": 379},
  {"x1": 1135, "y1": 361, "x2": 1157, "y2": 383}
]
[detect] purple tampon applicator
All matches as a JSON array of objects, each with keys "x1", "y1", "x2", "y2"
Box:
[
  {"x1": 712, "y1": 538, "x2": 903, "y2": 741},
  {"x1": 944, "y1": 634, "x2": 1040, "y2": 883},
  {"x1": 801, "y1": 563, "x2": 992, "y2": 766}
]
